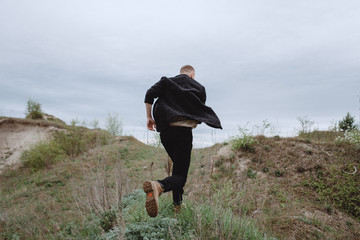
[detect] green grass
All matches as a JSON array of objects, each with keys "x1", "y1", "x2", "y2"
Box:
[
  {"x1": 2, "y1": 123, "x2": 360, "y2": 240},
  {"x1": 122, "y1": 189, "x2": 270, "y2": 240},
  {"x1": 20, "y1": 125, "x2": 110, "y2": 171}
]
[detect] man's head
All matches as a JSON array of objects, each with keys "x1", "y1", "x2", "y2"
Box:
[{"x1": 180, "y1": 65, "x2": 195, "y2": 79}]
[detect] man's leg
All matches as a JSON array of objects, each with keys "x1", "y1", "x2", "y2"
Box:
[{"x1": 158, "y1": 127, "x2": 193, "y2": 205}]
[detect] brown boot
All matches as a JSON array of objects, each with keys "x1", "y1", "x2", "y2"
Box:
[
  {"x1": 174, "y1": 205, "x2": 181, "y2": 214},
  {"x1": 143, "y1": 180, "x2": 164, "y2": 217},
  {"x1": 174, "y1": 203, "x2": 185, "y2": 214}
]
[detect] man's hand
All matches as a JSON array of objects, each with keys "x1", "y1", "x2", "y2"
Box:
[
  {"x1": 145, "y1": 103, "x2": 156, "y2": 131},
  {"x1": 147, "y1": 117, "x2": 156, "y2": 131}
]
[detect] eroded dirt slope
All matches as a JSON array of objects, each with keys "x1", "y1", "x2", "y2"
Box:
[{"x1": 0, "y1": 118, "x2": 64, "y2": 173}]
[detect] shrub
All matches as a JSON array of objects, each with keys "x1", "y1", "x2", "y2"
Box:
[
  {"x1": 274, "y1": 169, "x2": 283, "y2": 177},
  {"x1": 296, "y1": 116, "x2": 314, "y2": 136},
  {"x1": 339, "y1": 112, "x2": 357, "y2": 132},
  {"x1": 54, "y1": 124, "x2": 109, "y2": 158},
  {"x1": 231, "y1": 127, "x2": 258, "y2": 153},
  {"x1": 335, "y1": 130, "x2": 360, "y2": 147},
  {"x1": 247, "y1": 168, "x2": 257, "y2": 179},
  {"x1": 21, "y1": 141, "x2": 64, "y2": 171},
  {"x1": 21, "y1": 125, "x2": 110, "y2": 170},
  {"x1": 106, "y1": 112, "x2": 122, "y2": 136},
  {"x1": 54, "y1": 126, "x2": 87, "y2": 158},
  {"x1": 99, "y1": 208, "x2": 117, "y2": 232},
  {"x1": 25, "y1": 99, "x2": 44, "y2": 119}
]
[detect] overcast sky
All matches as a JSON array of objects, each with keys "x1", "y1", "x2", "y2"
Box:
[{"x1": 1, "y1": 0, "x2": 359, "y2": 146}]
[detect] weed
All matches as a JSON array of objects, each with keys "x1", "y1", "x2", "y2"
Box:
[
  {"x1": 336, "y1": 130, "x2": 360, "y2": 147},
  {"x1": 253, "y1": 119, "x2": 276, "y2": 136},
  {"x1": 247, "y1": 168, "x2": 257, "y2": 179},
  {"x1": 346, "y1": 220, "x2": 353, "y2": 228},
  {"x1": 214, "y1": 159, "x2": 223, "y2": 167},
  {"x1": 274, "y1": 170, "x2": 283, "y2": 177},
  {"x1": 263, "y1": 145, "x2": 271, "y2": 151},
  {"x1": 251, "y1": 157, "x2": 262, "y2": 163},
  {"x1": 106, "y1": 112, "x2": 122, "y2": 136},
  {"x1": 25, "y1": 98, "x2": 43, "y2": 120},
  {"x1": 273, "y1": 135, "x2": 281, "y2": 141},
  {"x1": 118, "y1": 147, "x2": 129, "y2": 159},
  {"x1": 297, "y1": 116, "x2": 314, "y2": 136},
  {"x1": 231, "y1": 127, "x2": 258, "y2": 153},
  {"x1": 305, "y1": 148, "x2": 313, "y2": 155},
  {"x1": 296, "y1": 166, "x2": 306, "y2": 173},
  {"x1": 99, "y1": 208, "x2": 117, "y2": 232},
  {"x1": 324, "y1": 203, "x2": 333, "y2": 214}
]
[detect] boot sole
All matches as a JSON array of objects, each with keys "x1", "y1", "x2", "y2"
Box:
[{"x1": 143, "y1": 181, "x2": 158, "y2": 217}]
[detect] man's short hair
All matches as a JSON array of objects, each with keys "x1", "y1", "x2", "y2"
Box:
[{"x1": 180, "y1": 65, "x2": 195, "y2": 74}]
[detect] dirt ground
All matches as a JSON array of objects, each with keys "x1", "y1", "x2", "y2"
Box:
[{"x1": 0, "y1": 118, "x2": 63, "y2": 173}]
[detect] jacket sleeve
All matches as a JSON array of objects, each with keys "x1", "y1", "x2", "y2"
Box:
[
  {"x1": 144, "y1": 77, "x2": 167, "y2": 104},
  {"x1": 201, "y1": 86, "x2": 207, "y2": 104}
]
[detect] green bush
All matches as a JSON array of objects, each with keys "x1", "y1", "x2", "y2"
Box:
[
  {"x1": 98, "y1": 208, "x2": 118, "y2": 232},
  {"x1": 274, "y1": 169, "x2": 283, "y2": 177},
  {"x1": 247, "y1": 168, "x2": 257, "y2": 179},
  {"x1": 54, "y1": 127, "x2": 87, "y2": 158},
  {"x1": 106, "y1": 112, "x2": 122, "y2": 136},
  {"x1": 21, "y1": 141, "x2": 64, "y2": 171},
  {"x1": 54, "y1": 125, "x2": 109, "y2": 158},
  {"x1": 21, "y1": 125, "x2": 110, "y2": 171},
  {"x1": 231, "y1": 128, "x2": 258, "y2": 153},
  {"x1": 25, "y1": 99, "x2": 44, "y2": 119}
]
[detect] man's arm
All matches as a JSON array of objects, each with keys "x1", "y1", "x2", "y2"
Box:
[
  {"x1": 145, "y1": 103, "x2": 156, "y2": 131},
  {"x1": 144, "y1": 77, "x2": 167, "y2": 131}
]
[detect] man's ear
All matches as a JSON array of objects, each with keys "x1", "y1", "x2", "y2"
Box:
[{"x1": 190, "y1": 73, "x2": 195, "y2": 79}]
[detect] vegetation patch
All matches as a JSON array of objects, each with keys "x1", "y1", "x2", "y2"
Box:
[
  {"x1": 21, "y1": 124, "x2": 110, "y2": 171},
  {"x1": 304, "y1": 166, "x2": 360, "y2": 219},
  {"x1": 21, "y1": 141, "x2": 65, "y2": 170},
  {"x1": 231, "y1": 127, "x2": 258, "y2": 153},
  {"x1": 25, "y1": 99, "x2": 44, "y2": 120}
]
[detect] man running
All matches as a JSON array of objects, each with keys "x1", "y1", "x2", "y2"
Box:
[{"x1": 143, "y1": 65, "x2": 222, "y2": 217}]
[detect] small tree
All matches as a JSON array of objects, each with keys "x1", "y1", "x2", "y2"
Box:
[
  {"x1": 25, "y1": 99, "x2": 44, "y2": 119},
  {"x1": 106, "y1": 113, "x2": 122, "y2": 136},
  {"x1": 339, "y1": 112, "x2": 357, "y2": 132},
  {"x1": 90, "y1": 119, "x2": 100, "y2": 129},
  {"x1": 296, "y1": 116, "x2": 314, "y2": 135}
]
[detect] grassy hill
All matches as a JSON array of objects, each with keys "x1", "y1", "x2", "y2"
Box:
[{"x1": 0, "y1": 118, "x2": 359, "y2": 239}]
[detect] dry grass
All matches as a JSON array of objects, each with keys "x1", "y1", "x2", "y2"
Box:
[
  {"x1": 0, "y1": 116, "x2": 67, "y2": 129},
  {"x1": 1, "y1": 119, "x2": 359, "y2": 239},
  {"x1": 187, "y1": 136, "x2": 360, "y2": 240}
]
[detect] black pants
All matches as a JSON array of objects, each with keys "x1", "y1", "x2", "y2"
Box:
[{"x1": 158, "y1": 126, "x2": 193, "y2": 205}]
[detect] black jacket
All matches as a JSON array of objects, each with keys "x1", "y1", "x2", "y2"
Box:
[{"x1": 144, "y1": 74, "x2": 222, "y2": 132}]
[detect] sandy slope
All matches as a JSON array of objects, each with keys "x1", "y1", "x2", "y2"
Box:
[{"x1": 0, "y1": 118, "x2": 63, "y2": 173}]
